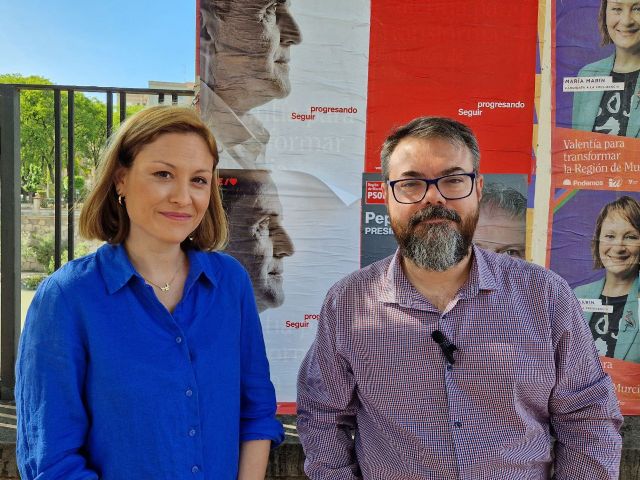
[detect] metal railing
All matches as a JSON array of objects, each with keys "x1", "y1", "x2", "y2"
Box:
[{"x1": 0, "y1": 83, "x2": 195, "y2": 399}]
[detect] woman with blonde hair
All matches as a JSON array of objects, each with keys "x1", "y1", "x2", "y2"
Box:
[{"x1": 16, "y1": 105, "x2": 283, "y2": 479}]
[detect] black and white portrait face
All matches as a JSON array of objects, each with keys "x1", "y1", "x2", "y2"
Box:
[
  {"x1": 223, "y1": 170, "x2": 295, "y2": 311},
  {"x1": 474, "y1": 206, "x2": 526, "y2": 258},
  {"x1": 200, "y1": 0, "x2": 302, "y2": 113}
]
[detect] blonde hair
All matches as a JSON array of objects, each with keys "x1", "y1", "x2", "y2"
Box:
[{"x1": 79, "y1": 105, "x2": 228, "y2": 250}]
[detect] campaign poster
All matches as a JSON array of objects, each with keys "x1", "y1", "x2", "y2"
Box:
[
  {"x1": 361, "y1": 173, "x2": 395, "y2": 267},
  {"x1": 197, "y1": 0, "x2": 370, "y2": 411},
  {"x1": 549, "y1": 189, "x2": 640, "y2": 414},
  {"x1": 552, "y1": 0, "x2": 640, "y2": 413},
  {"x1": 364, "y1": 1, "x2": 538, "y2": 176},
  {"x1": 198, "y1": 0, "x2": 539, "y2": 412},
  {"x1": 554, "y1": 0, "x2": 640, "y2": 158}
]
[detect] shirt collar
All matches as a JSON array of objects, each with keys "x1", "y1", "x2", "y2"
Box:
[
  {"x1": 98, "y1": 243, "x2": 217, "y2": 295},
  {"x1": 97, "y1": 243, "x2": 139, "y2": 295},
  {"x1": 462, "y1": 245, "x2": 499, "y2": 296},
  {"x1": 379, "y1": 250, "x2": 416, "y2": 307},
  {"x1": 380, "y1": 245, "x2": 498, "y2": 307},
  {"x1": 184, "y1": 249, "x2": 217, "y2": 292}
]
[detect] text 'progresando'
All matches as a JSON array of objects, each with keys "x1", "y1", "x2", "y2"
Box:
[{"x1": 291, "y1": 106, "x2": 359, "y2": 122}]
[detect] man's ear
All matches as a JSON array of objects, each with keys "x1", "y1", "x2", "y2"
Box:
[{"x1": 475, "y1": 173, "x2": 484, "y2": 202}]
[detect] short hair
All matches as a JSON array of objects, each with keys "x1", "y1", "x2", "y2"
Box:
[
  {"x1": 79, "y1": 105, "x2": 228, "y2": 251},
  {"x1": 591, "y1": 195, "x2": 640, "y2": 269},
  {"x1": 480, "y1": 183, "x2": 526, "y2": 219},
  {"x1": 380, "y1": 117, "x2": 480, "y2": 181},
  {"x1": 598, "y1": 0, "x2": 612, "y2": 46}
]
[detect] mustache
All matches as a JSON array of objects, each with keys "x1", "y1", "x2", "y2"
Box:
[{"x1": 408, "y1": 205, "x2": 461, "y2": 228}]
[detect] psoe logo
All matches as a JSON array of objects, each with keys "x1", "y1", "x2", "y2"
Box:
[
  {"x1": 365, "y1": 181, "x2": 385, "y2": 204},
  {"x1": 608, "y1": 177, "x2": 623, "y2": 188}
]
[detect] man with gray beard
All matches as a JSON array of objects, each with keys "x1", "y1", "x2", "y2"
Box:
[
  {"x1": 297, "y1": 117, "x2": 622, "y2": 479},
  {"x1": 394, "y1": 203, "x2": 476, "y2": 273}
]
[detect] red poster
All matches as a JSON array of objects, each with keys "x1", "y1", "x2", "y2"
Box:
[{"x1": 365, "y1": 1, "x2": 539, "y2": 175}]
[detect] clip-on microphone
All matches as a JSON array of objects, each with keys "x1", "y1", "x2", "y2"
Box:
[{"x1": 431, "y1": 330, "x2": 457, "y2": 364}]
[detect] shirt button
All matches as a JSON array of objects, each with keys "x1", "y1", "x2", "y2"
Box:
[
  {"x1": 175, "y1": 336, "x2": 183, "y2": 344},
  {"x1": 189, "y1": 428, "x2": 196, "y2": 437},
  {"x1": 446, "y1": 364, "x2": 453, "y2": 371},
  {"x1": 192, "y1": 465, "x2": 200, "y2": 473},
  {"x1": 185, "y1": 389, "x2": 193, "y2": 397},
  {"x1": 454, "y1": 421, "x2": 463, "y2": 428}
]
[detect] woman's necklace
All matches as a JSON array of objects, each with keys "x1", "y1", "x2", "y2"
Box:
[{"x1": 141, "y1": 260, "x2": 183, "y2": 293}]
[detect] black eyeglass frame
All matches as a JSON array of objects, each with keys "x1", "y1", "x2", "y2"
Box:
[{"x1": 388, "y1": 172, "x2": 477, "y2": 204}]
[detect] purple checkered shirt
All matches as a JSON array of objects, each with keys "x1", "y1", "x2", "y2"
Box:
[{"x1": 297, "y1": 247, "x2": 623, "y2": 480}]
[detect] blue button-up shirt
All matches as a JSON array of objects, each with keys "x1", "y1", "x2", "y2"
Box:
[
  {"x1": 17, "y1": 243, "x2": 283, "y2": 480},
  {"x1": 297, "y1": 247, "x2": 623, "y2": 479}
]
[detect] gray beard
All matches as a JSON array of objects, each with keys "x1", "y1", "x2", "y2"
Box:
[{"x1": 402, "y1": 222, "x2": 468, "y2": 271}]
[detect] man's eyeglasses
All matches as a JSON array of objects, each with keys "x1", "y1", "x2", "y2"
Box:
[{"x1": 388, "y1": 172, "x2": 476, "y2": 204}]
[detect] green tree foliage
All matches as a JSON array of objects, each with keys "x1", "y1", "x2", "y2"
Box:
[
  {"x1": 1, "y1": 74, "x2": 171, "y2": 199},
  {"x1": 0, "y1": 74, "x2": 109, "y2": 195},
  {"x1": 0, "y1": 74, "x2": 56, "y2": 193},
  {"x1": 73, "y1": 94, "x2": 108, "y2": 174}
]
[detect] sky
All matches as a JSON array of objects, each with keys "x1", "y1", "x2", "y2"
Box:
[{"x1": 0, "y1": 0, "x2": 196, "y2": 88}]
